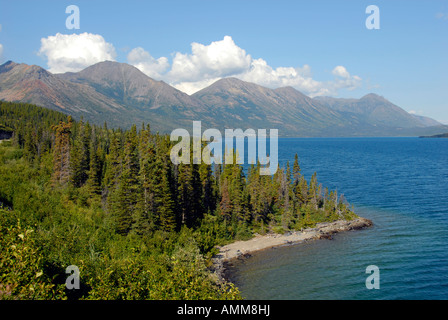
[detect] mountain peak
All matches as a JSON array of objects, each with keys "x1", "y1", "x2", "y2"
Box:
[
  {"x1": 0, "y1": 60, "x2": 50, "y2": 80},
  {"x1": 211, "y1": 77, "x2": 250, "y2": 88},
  {"x1": 1, "y1": 60, "x2": 18, "y2": 68},
  {"x1": 0, "y1": 61, "x2": 18, "y2": 73},
  {"x1": 1, "y1": 60, "x2": 446, "y2": 137},
  {"x1": 74, "y1": 60, "x2": 149, "y2": 78},
  {"x1": 360, "y1": 93, "x2": 386, "y2": 101}
]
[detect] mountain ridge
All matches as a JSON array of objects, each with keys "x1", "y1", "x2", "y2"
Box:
[{"x1": 1, "y1": 60, "x2": 447, "y2": 137}]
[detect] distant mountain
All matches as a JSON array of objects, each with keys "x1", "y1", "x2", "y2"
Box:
[
  {"x1": 57, "y1": 61, "x2": 207, "y2": 112},
  {"x1": 313, "y1": 94, "x2": 447, "y2": 136},
  {"x1": 0, "y1": 60, "x2": 124, "y2": 117},
  {"x1": 419, "y1": 132, "x2": 448, "y2": 138},
  {"x1": 192, "y1": 77, "x2": 349, "y2": 136},
  {"x1": 314, "y1": 93, "x2": 441, "y2": 128},
  {"x1": 56, "y1": 61, "x2": 220, "y2": 131},
  {"x1": 0, "y1": 60, "x2": 215, "y2": 132},
  {"x1": 1, "y1": 60, "x2": 447, "y2": 137},
  {"x1": 411, "y1": 114, "x2": 442, "y2": 127}
]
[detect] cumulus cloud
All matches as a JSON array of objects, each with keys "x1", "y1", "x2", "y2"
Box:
[
  {"x1": 120, "y1": 35, "x2": 360, "y2": 96},
  {"x1": 127, "y1": 47, "x2": 169, "y2": 79},
  {"x1": 166, "y1": 36, "x2": 252, "y2": 83},
  {"x1": 172, "y1": 78, "x2": 222, "y2": 95},
  {"x1": 237, "y1": 58, "x2": 332, "y2": 96},
  {"x1": 330, "y1": 66, "x2": 362, "y2": 93},
  {"x1": 332, "y1": 66, "x2": 350, "y2": 78},
  {"x1": 38, "y1": 32, "x2": 117, "y2": 73}
]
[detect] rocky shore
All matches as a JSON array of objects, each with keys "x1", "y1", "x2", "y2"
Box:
[{"x1": 212, "y1": 217, "x2": 373, "y2": 282}]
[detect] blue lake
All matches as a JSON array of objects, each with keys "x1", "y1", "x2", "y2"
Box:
[{"x1": 227, "y1": 137, "x2": 448, "y2": 300}]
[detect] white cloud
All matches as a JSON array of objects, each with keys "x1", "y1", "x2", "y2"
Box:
[
  {"x1": 332, "y1": 66, "x2": 350, "y2": 78},
  {"x1": 167, "y1": 35, "x2": 252, "y2": 82},
  {"x1": 38, "y1": 32, "x2": 117, "y2": 73},
  {"x1": 127, "y1": 47, "x2": 169, "y2": 79},
  {"x1": 172, "y1": 78, "x2": 221, "y2": 95},
  {"x1": 237, "y1": 58, "x2": 331, "y2": 96},
  {"x1": 129, "y1": 35, "x2": 362, "y2": 96}
]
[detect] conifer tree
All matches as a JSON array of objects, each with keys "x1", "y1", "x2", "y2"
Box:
[
  {"x1": 52, "y1": 117, "x2": 73, "y2": 186},
  {"x1": 199, "y1": 161, "x2": 216, "y2": 215},
  {"x1": 103, "y1": 132, "x2": 122, "y2": 193},
  {"x1": 152, "y1": 140, "x2": 177, "y2": 232},
  {"x1": 296, "y1": 175, "x2": 309, "y2": 205},
  {"x1": 114, "y1": 125, "x2": 140, "y2": 235},
  {"x1": 70, "y1": 121, "x2": 91, "y2": 188},
  {"x1": 177, "y1": 163, "x2": 194, "y2": 226},
  {"x1": 86, "y1": 128, "x2": 104, "y2": 195},
  {"x1": 133, "y1": 124, "x2": 155, "y2": 234},
  {"x1": 292, "y1": 153, "x2": 301, "y2": 183},
  {"x1": 219, "y1": 179, "x2": 232, "y2": 221}
]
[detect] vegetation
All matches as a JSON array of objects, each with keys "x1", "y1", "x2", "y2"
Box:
[
  {"x1": 0, "y1": 100, "x2": 357, "y2": 300},
  {"x1": 419, "y1": 132, "x2": 448, "y2": 138}
]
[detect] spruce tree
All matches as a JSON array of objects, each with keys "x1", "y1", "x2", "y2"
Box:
[
  {"x1": 114, "y1": 125, "x2": 140, "y2": 235},
  {"x1": 52, "y1": 117, "x2": 73, "y2": 186},
  {"x1": 292, "y1": 153, "x2": 301, "y2": 184},
  {"x1": 133, "y1": 124, "x2": 155, "y2": 234},
  {"x1": 70, "y1": 121, "x2": 91, "y2": 188},
  {"x1": 86, "y1": 129, "x2": 103, "y2": 195}
]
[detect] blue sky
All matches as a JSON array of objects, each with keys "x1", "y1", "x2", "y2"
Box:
[{"x1": 0, "y1": 0, "x2": 447, "y2": 123}]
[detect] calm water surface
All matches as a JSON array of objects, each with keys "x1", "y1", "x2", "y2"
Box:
[{"x1": 228, "y1": 137, "x2": 448, "y2": 300}]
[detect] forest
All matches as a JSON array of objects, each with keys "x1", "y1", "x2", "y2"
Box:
[{"x1": 0, "y1": 100, "x2": 357, "y2": 300}]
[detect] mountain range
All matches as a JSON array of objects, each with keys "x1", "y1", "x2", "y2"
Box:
[{"x1": 1, "y1": 60, "x2": 447, "y2": 137}]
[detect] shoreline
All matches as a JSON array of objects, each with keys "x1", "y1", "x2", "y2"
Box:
[{"x1": 212, "y1": 217, "x2": 373, "y2": 282}]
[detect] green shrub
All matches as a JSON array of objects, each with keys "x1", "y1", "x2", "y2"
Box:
[{"x1": 0, "y1": 210, "x2": 66, "y2": 300}]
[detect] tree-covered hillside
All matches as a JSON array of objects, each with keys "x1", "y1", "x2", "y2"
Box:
[{"x1": 0, "y1": 101, "x2": 356, "y2": 300}]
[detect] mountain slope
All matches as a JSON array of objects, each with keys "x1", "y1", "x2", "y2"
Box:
[
  {"x1": 314, "y1": 94, "x2": 440, "y2": 128},
  {"x1": 0, "y1": 61, "x2": 215, "y2": 131},
  {"x1": 411, "y1": 114, "x2": 442, "y2": 127},
  {"x1": 0, "y1": 61, "x2": 125, "y2": 117},
  {"x1": 192, "y1": 77, "x2": 350, "y2": 136},
  {"x1": 57, "y1": 61, "x2": 207, "y2": 112},
  {"x1": 1, "y1": 60, "x2": 446, "y2": 137},
  {"x1": 56, "y1": 61, "x2": 219, "y2": 131}
]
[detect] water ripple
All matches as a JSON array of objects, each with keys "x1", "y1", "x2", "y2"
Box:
[{"x1": 230, "y1": 138, "x2": 448, "y2": 300}]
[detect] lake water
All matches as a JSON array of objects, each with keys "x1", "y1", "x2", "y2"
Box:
[{"x1": 227, "y1": 137, "x2": 448, "y2": 300}]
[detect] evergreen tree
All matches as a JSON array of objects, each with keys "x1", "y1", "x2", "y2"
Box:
[
  {"x1": 133, "y1": 124, "x2": 155, "y2": 234},
  {"x1": 199, "y1": 160, "x2": 216, "y2": 215},
  {"x1": 219, "y1": 179, "x2": 232, "y2": 221},
  {"x1": 114, "y1": 125, "x2": 140, "y2": 235},
  {"x1": 292, "y1": 153, "x2": 301, "y2": 183},
  {"x1": 70, "y1": 121, "x2": 91, "y2": 188},
  {"x1": 52, "y1": 117, "x2": 73, "y2": 186},
  {"x1": 86, "y1": 128, "x2": 104, "y2": 195},
  {"x1": 177, "y1": 163, "x2": 194, "y2": 227}
]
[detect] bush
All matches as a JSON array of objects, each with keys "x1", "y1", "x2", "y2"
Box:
[{"x1": 0, "y1": 209, "x2": 66, "y2": 300}]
